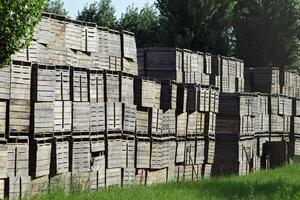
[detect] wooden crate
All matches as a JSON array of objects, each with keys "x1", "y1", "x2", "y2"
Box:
[
  {"x1": 187, "y1": 112, "x2": 205, "y2": 137},
  {"x1": 0, "y1": 64, "x2": 10, "y2": 100},
  {"x1": 146, "y1": 168, "x2": 168, "y2": 185},
  {"x1": 122, "y1": 137, "x2": 135, "y2": 168},
  {"x1": 123, "y1": 58, "x2": 138, "y2": 75},
  {"x1": 0, "y1": 145, "x2": 7, "y2": 179},
  {"x1": 28, "y1": 41, "x2": 49, "y2": 64},
  {"x1": 150, "y1": 139, "x2": 163, "y2": 169},
  {"x1": 134, "y1": 77, "x2": 161, "y2": 108},
  {"x1": 176, "y1": 113, "x2": 187, "y2": 138},
  {"x1": 162, "y1": 109, "x2": 176, "y2": 136},
  {"x1": 72, "y1": 102, "x2": 90, "y2": 134},
  {"x1": 92, "y1": 27, "x2": 109, "y2": 70},
  {"x1": 204, "y1": 53, "x2": 212, "y2": 75},
  {"x1": 136, "y1": 109, "x2": 149, "y2": 137},
  {"x1": 7, "y1": 143, "x2": 29, "y2": 177},
  {"x1": 0, "y1": 102, "x2": 6, "y2": 141},
  {"x1": 54, "y1": 101, "x2": 72, "y2": 134},
  {"x1": 66, "y1": 49, "x2": 77, "y2": 69},
  {"x1": 89, "y1": 70, "x2": 104, "y2": 103},
  {"x1": 186, "y1": 85, "x2": 198, "y2": 113},
  {"x1": 71, "y1": 139, "x2": 91, "y2": 172},
  {"x1": 8, "y1": 176, "x2": 31, "y2": 200},
  {"x1": 123, "y1": 168, "x2": 135, "y2": 186},
  {"x1": 9, "y1": 99, "x2": 30, "y2": 137},
  {"x1": 176, "y1": 141, "x2": 185, "y2": 164},
  {"x1": 252, "y1": 67, "x2": 280, "y2": 94},
  {"x1": 121, "y1": 74, "x2": 134, "y2": 104},
  {"x1": 108, "y1": 29, "x2": 121, "y2": 58},
  {"x1": 34, "y1": 102, "x2": 54, "y2": 137},
  {"x1": 123, "y1": 104, "x2": 136, "y2": 133},
  {"x1": 199, "y1": 86, "x2": 211, "y2": 112},
  {"x1": 151, "y1": 108, "x2": 163, "y2": 136},
  {"x1": 160, "y1": 81, "x2": 177, "y2": 111},
  {"x1": 54, "y1": 139, "x2": 70, "y2": 175},
  {"x1": 107, "y1": 138, "x2": 124, "y2": 169},
  {"x1": 32, "y1": 64, "x2": 56, "y2": 102},
  {"x1": 122, "y1": 31, "x2": 137, "y2": 61},
  {"x1": 48, "y1": 47, "x2": 67, "y2": 66},
  {"x1": 91, "y1": 152, "x2": 105, "y2": 171},
  {"x1": 195, "y1": 139, "x2": 205, "y2": 164},
  {"x1": 77, "y1": 51, "x2": 93, "y2": 68},
  {"x1": 32, "y1": 140, "x2": 52, "y2": 178},
  {"x1": 176, "y1": 85, "x2": 187, "y2": 113},
  {"x1": 71, "y1": 172, "x2": 90, "y2": 191},
  {"x1": 90, "y1": 169, "x2": 105, "y2": 190},
  {"x1": 202, "y1": 164, "x2": 212, "y2": 178},
  {"x1": 55, "y1": 66, "x2": 71, "y2": 101},
  {"x1": 10, "y1": 61, "x2": 31, "y2": 100},
  {"x1": 108, "y1": 56, "x2": 122, "y2": 71},
  {"x1": 0, "y1": 179, "x2": 4, "y2": 199},
  {"x1": 84, "y1": 22, "x2": 98, "y2": 53},
  {"x1": 136, "y1": 138, "x2": 151, "y2": 169},
  {"x1": 65, "y1": 20, "x2": 83, "y2": 51},
  {"x1": 33, "y1": 15, "x2": 51, "y2": 44},
  {"x1": 185, "y1": 140, "x2": 196, "y2": 165},
  {"x1": 106, "y1": 168, "x2": 122, "y2": 187},
  {"x1": 295, "y1": 136, "x2": 300, "y2": 156},
  {"x1": 106, "y1": 102, "x2": 122, "y2": 132},
  {"x1": 71, "y1": 68, "x2": 88, "y2": 102},
  {"x1": 91, "y1": 137, "x2": 105, "y2": 153},
  {"x1": 90, "y1": 103, "x2": 105, "y2": 133},
  {"x1": 105, "y1": 72, "x2": 120, "y2": 102}
]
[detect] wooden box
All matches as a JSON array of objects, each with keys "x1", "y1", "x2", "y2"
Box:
[
  {"x1": 71, "y1": 68, "x2": 89, "y2": 102},
  {"x1": 90, "y1": 103, "x2": 105, "y2": 133},
  {"x1": 89, "y1": 70, "x2": 104, "y2": 103},
  {"x1": 10, "y1": 61, "x2": 31, "y2": 100},
  {"x1": 32, "y1": 64, "x2": 56, "y2": 102},
  {"x1": 71, "y1": 139, "x2": 91, "y2": 172},
  {"x1": 54, "y1": 101, "x2": 72, "y2": 134},
  {"x1": 34, "y1": 102, "x2": 54, "y2": 137},
  {"x1": 55, "y1": 66, "x2": 71, "y2": 101},
  {"x1": 72, "y1": 102, "x2": 90, "y2": 133},
  {"x1": 106, "y1": 102, "x2": 122, "y2": 132}
]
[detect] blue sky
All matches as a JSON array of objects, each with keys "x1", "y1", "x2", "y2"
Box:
[{"x1": 62, "y1": 0, "x2": 155, "y2": 19}]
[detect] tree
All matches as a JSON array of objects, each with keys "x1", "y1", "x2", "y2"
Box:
[
  {"x1": 118, "y1": 4, "x2": 160, "y2": 47},
  {"x1": 0, "y1": 0, "x2": 44, "y2": 65},
  {"x1": 155, "y1": 0, "x2": 236, "y2": 55},
  {"x1": 44, "y1": 0, "x2": 68, "y2": 16},
  {"x1": 233, "y1": 0, "x2": 300, "y2": 68},
  {"x1": 77, "y1": 0, "x2": 117, "y2": 29}
]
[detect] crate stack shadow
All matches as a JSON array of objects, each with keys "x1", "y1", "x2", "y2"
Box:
[{"x1": 0, "y1": 12, "x2": 298, "y2": 199}]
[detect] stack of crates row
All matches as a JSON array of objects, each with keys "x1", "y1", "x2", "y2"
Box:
[
  {"x1": 0, "y1": 13, "x2": 222, "y2": 198},
  {"x1": 212, "y1": 92, "x2": 268, "y2": 176},
  {"x1": 137, "y1": 48, "x2": 212, "y2": 85}
]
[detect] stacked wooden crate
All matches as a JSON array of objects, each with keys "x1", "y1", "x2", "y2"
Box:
[
  {"x1": 137, "y1": 48, "x2": 183, "y2": 83},
  {"x1": 293, "y1": 98, "x2": 300, "y2": 156},
  {"x1": 213, "y1": 93, "x2": 257, "y2": 176},
  {"x1": 211, "y1": 55, "x2": 245, "y2": 93}
]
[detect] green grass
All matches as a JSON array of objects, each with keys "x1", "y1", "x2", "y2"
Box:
[{"x1": 33, "y1": 161, "x2": 300, "y2": 200}]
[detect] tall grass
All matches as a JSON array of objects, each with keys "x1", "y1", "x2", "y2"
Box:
[{"x1": 32, "y1": 162, "x2": 300, "y2": 200}]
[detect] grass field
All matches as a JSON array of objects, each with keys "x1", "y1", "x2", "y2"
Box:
[{"x1": 33, "y1": 160, "x2": 300, "y2": 200}]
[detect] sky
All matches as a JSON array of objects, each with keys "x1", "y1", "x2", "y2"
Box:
[{"x1": 62, "y1": 0, "x2": 156, "y2": 19}]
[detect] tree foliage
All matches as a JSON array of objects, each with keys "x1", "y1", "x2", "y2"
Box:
[
  {"x1": 156, "y1": 0, "x2": 236, "y2": 55},
  {"x1": 233, "y1": 0, "x2": 300, "y2": 68},
  {"x1": 44, "y1": 0, "x2": 68, "y2": 16},
  {"x1": 0, "y1": 0, "x2": 45, "y2": 65},
  {"x1": 118, "y1": 4, "x2": 160, "y2": 47},
  {"x1": 77, "y1": 0, "x2": 117, "y2": 29}
]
